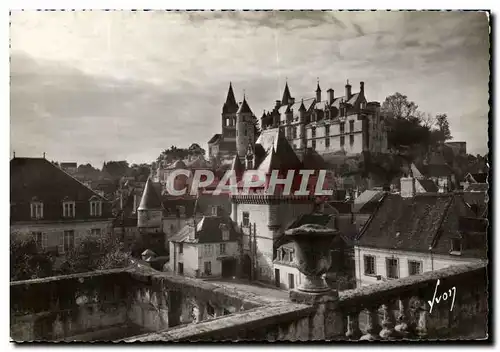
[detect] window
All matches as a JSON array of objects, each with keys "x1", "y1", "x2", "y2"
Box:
[
  {"x1": 408, "y1": 260, "x2": 422, "y2": 276},
  {"x1": 91, "y1": 228, "x2": 101, "y2": 236},
  {"x1": 311, "y1": 127, "x2": 316, "y2": 138},
  {"x1": 312, "y1": 140, "x2": 316, "y2": 149},
  {"x1": 325, "y1": 125, "x2": 330, "y2": 137},
  {"x1": 386, "y1": 258, "x2": 399, "y2": 279},
  {"x1": 220, "y1": 243, "x2": 226, "y2": 255},
  {"x1": 222, "y1": 228, "x2": 230, "y2": 241},
  {"x1": 179, "y1": 243, "x2": 183, "y2": 254},
  {"x1": 350, "y1": 134, "x2": 354, "y2": 146},
  {"x1": 63, "y1": 201, "x2": 76, "y2": 218},
  {"x1": 207, "y1": 303, "x2": 215, "y2": 316},
  {"x1": 289, "y1": 250, "x2": 294, "y2": 263},
  {"x1": 178, "y1": 262, "x2": 184, "y2": 274},
  {"x1": 292, "y1": 126, "x2": 297, "y2": 139},
  {"x1": 451, "y1": 238, "x2": 462, "y2": 253},
  {"x1": 364, "y1": 255, "x2": 376, "y2": 275},
  {"x1": 32, "y1": 232, "x2": 47, "y2": 250},
  {"x1": 242, "y1": 212, "x2": 250, "y2": 227},
  {"x1": 340, "y1": 136, "x2": 345, "y2": 147},
  {"x1": 325, "y1": 138, "x2": 330, "y2": 148},
  {"x1": 204, "y1": 261, "x2": 212, "y2": 275},
  {"x1": 63, "y1": 230, "x2": 75, "y2": 252},
  {"x1": 30, "y1": 202, "x2": 43, "y2": 219},
  {"x1": 90, "y1": 201, "x2": 102, "y2": 216},
  {"x1": 211, "y1": 206, "x2": 218, "y2": 216},
  {"x1": 349, "y1": 120, "x2": 355, "y2": 132},
  {"x1": 340, "y1": 122, "x2": 345, "y2": 134},
  {"x1": 204, "y1": 244, "x2": 213, "y2": 257}
]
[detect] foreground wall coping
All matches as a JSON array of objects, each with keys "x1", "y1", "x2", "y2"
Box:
[{"x1": 122, "y1": 302, "x2": 314, "y2": 342}]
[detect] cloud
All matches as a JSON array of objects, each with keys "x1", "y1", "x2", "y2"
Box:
[{"x1": 10, "y1": 10, "x2": 490, "y2": 166}]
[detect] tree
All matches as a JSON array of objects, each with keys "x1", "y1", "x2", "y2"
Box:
[
  {"x1": 58, "y1": 234, "x2": 132, "y2": 275},
  {"x1": 188, "y1": 143, "x2": 206, "y2": 157},
  {"x1": 381, "y1": 93, "x2": 419, "y2": 120},
  {"x1": 10, "y1": 234, "x2": 55, "y2": 281},
  {"x1": 250, "y1": 115, "x2": 261, "y2": 139},
  {"x1": 435, "y1": 113, "x2": 453, "y2": 141},
  {"x1": 102, "y1": 161, "x2": 130, "y2": 179}
]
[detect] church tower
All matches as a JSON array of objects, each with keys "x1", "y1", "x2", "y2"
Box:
[
  {"x1": 221, "y1": 82, "x2": 238, "y2": 142},
  {"x1": 236, "y1": 96, "x2": 255, "y2": 160}
]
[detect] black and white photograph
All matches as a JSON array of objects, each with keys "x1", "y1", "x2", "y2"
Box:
[{"x1": 9, "y1": 9, "x2": 491, "y2": 343}]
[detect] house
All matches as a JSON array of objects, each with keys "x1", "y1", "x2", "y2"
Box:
[
  {"x1": 10, "y1": 157, "x2": 113, "y2": 255},
  {"x1": 167, "y1": 207, "x2": 242, "y2": 278},
  {"x1": 415, "y1": 161, "x2": 456, "y2": 193},
  {"x1": 59, "y1": 162, "x2": 78, "y2": 174},
  {"x1": 463, "y1": 172, "x2": 488, "y2": 191},
  {"x1": 352, "y1": 189, "x2": 385, "y2": 232},
  {"x1": 354, "y1": 177, "x2": 487, "y2": 287}
]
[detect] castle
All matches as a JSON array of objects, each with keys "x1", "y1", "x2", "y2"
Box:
[{"x1": 208, "y1": 80, "x2": 388, "y2": 163}]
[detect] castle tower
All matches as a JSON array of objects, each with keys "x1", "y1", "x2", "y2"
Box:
[
  {"x1": 221, "y1": 82, "x2": 238, "y2": 141},
  {"x1": 236, "y1": 96, "x2": 255, "y2": 159},
  {"x1": 298, "y1": 99, "x2": 307, "y2": 150},
  {"x1": 137, "y1": 178, "x2": 163, "y2": 232}
]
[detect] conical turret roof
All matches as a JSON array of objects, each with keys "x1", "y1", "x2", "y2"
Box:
[
  {"x1": 138, "y1": 178, "x2": 163, "y2": 210},
  {"x1": 299, "y1": 99, "x2": 306, "y2": 112},
  {"x1": 237, "y1": 97, "x2": 253, "y2": 114}
]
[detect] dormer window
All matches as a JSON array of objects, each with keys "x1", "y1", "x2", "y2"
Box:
[
  {"x1": 63, "y1": 201, "x2": 76, "y2": 218},
  {"x1": 90, "y1": 199, "x2": 102, "y2": 217},
  {"x1": 289, "y1": 250, "x2": 294, "y2": 263},
  {"x1": 450, "y1": 238, "x2": 462, "y2": 254},
  {"x1": 30, "y1": 201, "x2": 43, "y2": 220}
]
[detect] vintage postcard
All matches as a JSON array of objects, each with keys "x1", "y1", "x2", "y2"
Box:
[{"x1": 9, "y1": 9, "x2": 490, "y2": 343}]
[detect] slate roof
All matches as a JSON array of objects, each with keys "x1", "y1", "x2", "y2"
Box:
[
  {"x1": 327, "y1": 201, "x2": 353, "y2": 214},
  {"x1": 352, "y1": 190, "x2": 385, "y2": 213},
  {"x1": 10, "y1": 157, "x2": 112, "y2": 222},
  {"x1": 208, "y1": 134, "x2": 222, "y2": 144},
  {"x1": 169, "y1": 215, "x2": 241, "y2": 244},
  {"x1": 281, "y1": 83, "x2": 292, "y2": 105},
  {"x1": 466, "y1": 173, "x2": 488, "y2": 183},
  {"x1": 466, "y1": 183, "x2": 489, "y2": 192},
  {"x1": 357, "y1": 193, "x2": 483, "y2": 257},
  {"x1": 222, "y1": 83, "x2": 238, "y2": 114},
  {"x1": 138, "y1": 178, "x2": 163, "y2": 210},
  {"x1": 417, "y1": 179, "x2": 439, "y2": 193},
  {"x1": 237, "y1": 98, "x2": 253, "y2": 115}
]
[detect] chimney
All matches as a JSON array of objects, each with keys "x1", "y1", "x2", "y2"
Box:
[
  {"x1": 400, "y1": 177, "x2": 416, "y2": 198},
  {"x1": 327, "y1": 89, "x2": 334, "y2": 105},
  {"x1": 345, "y1": 80, "x2": 352, "y2": 100},
  {"x1": 360, "y1": 81, "x2": 365, "y2": 95}
]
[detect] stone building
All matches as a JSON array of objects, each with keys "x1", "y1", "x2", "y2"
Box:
[
  {"x1": 354, "y1": 176, "x2": 487, "y2": 287},
  {"x1": 10, "y1": 157, "x2": 113, "y2": 254},
  {"x1": 167, "y1": 206, "x2": 242, "y2": 278},
  {"x1": 259, "y1": 80, "x2": 388, "y2": 157},
  {"x1": 230, "y1": 129, "x2": 329, "y2": 284}
]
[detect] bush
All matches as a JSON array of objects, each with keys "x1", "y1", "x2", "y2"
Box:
[{"x1": 10, "y1": 235, "x2": 55, "y2": 281}]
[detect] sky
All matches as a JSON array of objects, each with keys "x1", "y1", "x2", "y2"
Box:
[{"x1": 10, "y1": 10, "x2": 490, "y2": 167}]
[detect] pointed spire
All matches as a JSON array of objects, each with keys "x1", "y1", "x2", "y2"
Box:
[
  {"x1": 281, "y1": 81, "x2": 292, "y2": 106},
  {"x1": 299, "y1": 98, "x2": 306, "y2": 112},
  {"x1": 138, "y1": 178, "x2": 162, "y2": 210},
  {"x1": 230, "y1": 155, "x2": 245, "y2": 178},
  {"x1": 223, "y1": 82, "x2": 238, "y2": 114}
]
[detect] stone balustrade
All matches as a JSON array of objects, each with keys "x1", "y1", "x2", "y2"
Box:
[
  {"x1": 122, "y1": 262, "x2": 488, "y2": 341},
  {"x1": 11, "y1": 260, "x2": 488, "y2": 342}
]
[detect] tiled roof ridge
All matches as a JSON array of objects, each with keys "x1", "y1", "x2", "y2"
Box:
[
  {"x1": 356, "y1": 192, "x2": 390, "y2": 241},
  {"x1": 429, "y1": 195, "x2": 456, "y2": 250},
  {"x1": 44, "y1": 158, "x2": 108, "y2": 201}
]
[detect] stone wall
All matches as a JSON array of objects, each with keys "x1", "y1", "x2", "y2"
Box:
[
  {"x1": 124, "y1": 262, "x2": 488, "y2": 341},
  {"x1": 10, "y1": 265, "x2": 265, "y2": 342}
]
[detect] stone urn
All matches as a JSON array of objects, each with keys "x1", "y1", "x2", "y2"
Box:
[{"x1": 284, "y1": 224, "x2": 337, "y2": 293}]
